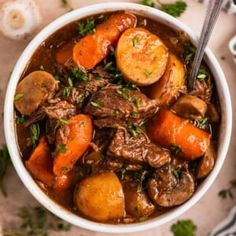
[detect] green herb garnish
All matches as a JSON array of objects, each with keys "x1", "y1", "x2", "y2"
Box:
[
  {"x1": 183, "y1": 44, "x2": 196, "y2": 64},
  {"x1": 171, "y1": 144, "x2": 182, "y2": 155},
  {"x1": 132, "y1": 37, "x2": 141, "y2": 47},
  {"x1": 173, "y1": 169, "x2": 182, "y2": 180},
  {"x1": 218, "y1": 179, "x2": 236, "y2": 199},
  {"x1": 77, "y1": 18, "x2": 96, "y2": 37},
  {"x1": 16, "y1": 114, "x2": 25, "y2": 124},
  {"x1": 14, "y1": 93, "x2": 23, "y2": 101},
  {"x1": 3, "y1": 206, "x2": 71, "y2": 235},
  {"x1": 57, "y1": 118, "x2": 69, "y2": 126},
  {"x1": 70, "y1": 67, "x2": 88, "y2": 82},
  {"x1": 67, "y1": 77, "x2": 73, "y2": 87},
  {"x1": 0, "y1": 145, "x2": 10, "y2": 197},
  {"x1": 58, "y1": 144, "x2": 67, "y2": 153},
  {"x1": 134, "y1": 170, "x2": 147, "y2": 192},
  {"x1": 39, "y1": 65, "x2": 45, "y2": 71},
  {"x1": 63, "y1": 87, "x2": 70, "y2": 97},
  {"x1": 196, "y1": 68, "x2": 210, "y2": 81},
  {"x1": 171, "y1": 219, "x2": 197, "y2": 236},
  {"x1": 134, "y1": 97, "x2": 142, "y2": 108},
  {"x1": 140, "y1": 0, "x2": 187, "y2": 17},
  {"x1": 119, "y1": 168, "x2": 127, "y2": 180},
  {"x1": 117, "y1": 88, "x2": 132, "y2": 101},
  {"x1": 158, "y1": 0, "x2": 187, "y2": 17},
  {"x1": 127, "y1": 121, "x2": 145, "y2": 137},
  {"x1": 30, "y1": 123, "x2": 40, "y2": 147},
  {"x1": 91, "y1": 100, "x2": 102, "y2": 108},
  {"x1": 195, "y1": 117, "x2": 208, "y2": 128},
  {"x1": 140, "y1": 0, "x2": 155, "y2": 7}
]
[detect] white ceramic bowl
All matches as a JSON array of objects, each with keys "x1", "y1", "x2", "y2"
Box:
[{"x1": 4, "y1": 2, "x2": 232, "y2": 233}]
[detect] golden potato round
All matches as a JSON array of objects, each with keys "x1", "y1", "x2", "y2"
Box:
[
  {"x1": 14, "y1": 71, "x2": 58, "y2": 115},
  {"x1": 74, "y1": 172, "x2": 125, "y2": 222},
  {"x1": 116, "y1": 27, "x2": 169, "y2": 86},
  {"x1": 148, "y1": 53, "x2": 186, "y2": 106}
]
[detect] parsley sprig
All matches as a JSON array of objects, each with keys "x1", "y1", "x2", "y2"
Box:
[
  {"x1": 171, "y1": 219, "x2": 197, "y2": 236},
  {"x1": 30, "y1": 123, "x2": 40, "y2": 147},
  {"x1": 218, "y1": 179, "x2": 236, "y2": 199},
  {"x1": 3, "y1": 206, "x2": 71, "y2": 236},
  {"x1": 140, "y1": 0, "x2": 187, "y2": 18},
  {"x1": 0, "y1": 145, "x2": 10, "y2": 197}
]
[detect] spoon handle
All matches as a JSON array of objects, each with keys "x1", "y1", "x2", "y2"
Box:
[{"x1": 188, "y1": 0, "x2": 224, "y2": 91}]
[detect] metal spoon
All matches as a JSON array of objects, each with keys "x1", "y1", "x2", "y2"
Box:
[{"x1": 188, "y1": 0, "x2": 224, "y2": 91}]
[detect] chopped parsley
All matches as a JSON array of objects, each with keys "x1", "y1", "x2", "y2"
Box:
[
  {"x1": 171, "y1": 219, "x2": 197, "y2": 236},
  {"x1": 173, "y1": 169, "x2": 182, "y2": 180},
  {"x1": 16, "y1": 114, "x2": 25, "y2": 124},
  {"x1": 0, "y1": 145, "x2": 10, "y2": 197},
  {"x1": 195, "y1": 117, "x2": 208, "y2": 128},
  {"x1": 63, "y1": 87, "x2": 70, "y2": 97},
  {"x1": 77, "y1": 18, "x2": 96, "y2": 37},
  {"x1": 58, "y1": 144, "x2": 67, "y2": 153},
  {"x1": 132, "y1": 37, "x2": 141, "y2": 47},
  {"x1": 218, "y1": 179, "x2": 236, "y2": 199},
  {"x1": 171, "y1": 144, "x2": 182, "y2": 155},
  {"x1": 3, "y1": 206, "x2": 71, "y2": 235},
  {"x1": 183, "y1": 44, "x2": 196, "y2": 64},
  {"x1": 117, "y1": 88, "x2": 132, "y2": 101},
  {"x1": 67, "y1": 77, "x2": 73, "y2": 87},
  {"x1": 134, "y1": 170, "x2": 147, "y2": 192},
  {"x1": 91, "y1": 100, "x2": 102, "y2": 108},
  {"x1": 61, "y1": 166, "x2": 70, "y2": 173},
  {"x1": 196, "y1": 68, "x2": 210, "y2": 81},
  {"x1": 127, "y1": 121, "x2": 145, "y2": 137},
  {"x1": 70, "y1": 67, "x2": 88, "y2": 83},
  {"x1": 134, "y1": 97, "x2": 142, "y2": 108},
  {"x1": 119, "y1": 168, "x2": 127, "y2": 180},
  {"x1": 57, "y1": 118, "x2": 69, "y2": 126},
  {"x1": 14, "y1": 93, "x2": 23, "y2": 101},
  {"x1": 30, "y1": 123, "x2": 40, "y2": 147}
]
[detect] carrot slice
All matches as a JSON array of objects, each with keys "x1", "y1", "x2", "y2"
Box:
[
  {"x1": 25, "y1": 136, "x2": 54, "y2": 186},
  {"x1": 73, "y1": 12, "x2": 137, "y2": 70},
  {"x1": 147, "y1": 109, "x2": 211, "y2": 160},
  {"x1": 53, "y1": 114, "x2": 93, "y2": 176}
]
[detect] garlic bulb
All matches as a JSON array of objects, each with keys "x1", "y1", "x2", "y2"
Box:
[{"x1": 0, "y1": 0, "x2": 41, "y2": 40}]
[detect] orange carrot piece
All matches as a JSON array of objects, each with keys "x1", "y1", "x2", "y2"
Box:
[
  {"x1": 147, "y1": 109, "x2": 211, "y2": 160},
  {"x1": 25, "y1": 136, "x2": 54, "y2": 186},
  {"x1": 53, "y1": 114, "x2": 93, "y2": 176},
  {"x1": 54, "y1": 171, "x2": 76, "y2": 190},
  {"x1": 55, "y1": 41, "x2": 75, "y2": 65},
  {"x1": 73, "y1": 12, "x2": 137, "y2": 70}
]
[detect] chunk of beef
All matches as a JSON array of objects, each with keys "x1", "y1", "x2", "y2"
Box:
[
  {"x1": 42, "y1": 101, "x2": 76, "y2": 120},
  {"x1": 84, "y1": 85, "x2": 158, "y2": 120},
  {"x1": 190, "y1": 79, "x2": 212, "y2": 103},
  {"x1": 107, "y1": 128, "x2": 170, "y2": 168}
]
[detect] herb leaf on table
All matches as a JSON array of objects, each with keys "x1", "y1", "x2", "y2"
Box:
[
  {"x1": 3, "y1": 206, "x2": 71, "y2": 236},
  {"x1": 140, "y1": 0, "x2": 187, "y2": 18},
  {"x1": 171, "y1": 219, "x2": 197, "y2": 236},
  {"x1": 218, "y1": 179, "x2": 236, "y2": 199},
  {"x1": 0, "y1": 145, "x2": 10, "y2": 197}
]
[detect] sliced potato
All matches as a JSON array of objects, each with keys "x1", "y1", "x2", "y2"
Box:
[
  {"x1": 124, "y1": 189, "x2": 155, "y2": 218},
  {"x1": 14, "y1": 71, "x2": 58, "y2": 115},
  {"x1": 172, "y1": 94, "x2": 207, "y2": 120},
  {"x1": 74, "y1": 172, "x2": 125, "y2": 222},
  {"x1": 148, "y1": 54, "x2": 185, "y2": 106},
  {"x1": 116, "y1": 27, "x2": 169, "y2": 86}
]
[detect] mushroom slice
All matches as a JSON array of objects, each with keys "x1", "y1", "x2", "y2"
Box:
[
  {"x1": 147, "y1": 165, "x2": 194, "y2": 207},
  {"x1": 172, "y1": 94, "x2": 207, "y2": 120},
  {"x1": 14, "y1": 71, "x2": 58, "y2": 115},
  {"x1": 0, "y1": 0, "x2": 41, "y2": 40},
  {"x1": 197, "y1": 142, "x2": 216, "y2": 179},
  {"x1": 124, "y1": 185, "x2": 155, "y2": 219}
]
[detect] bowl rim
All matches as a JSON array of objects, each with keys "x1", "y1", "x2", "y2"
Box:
[{"x1": 4, "y1": 2, "x2": 232, "y2": 233}]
